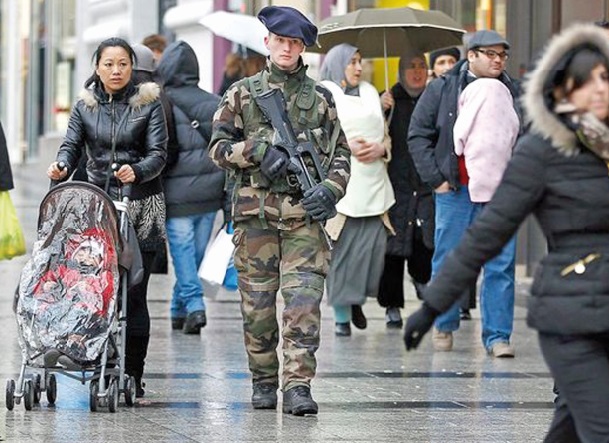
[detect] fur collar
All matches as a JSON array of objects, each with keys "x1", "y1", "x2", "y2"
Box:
[
  {"x1": 78, "y1": 82, "x2": 160, "y2": 111},
  {"x1": 522, "y1": 24, "x2": 609, "y2": 156}
]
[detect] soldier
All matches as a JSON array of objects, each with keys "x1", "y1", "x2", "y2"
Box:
[{"x1": 209, "y1": 5, "x2": 350, "y2": 416}]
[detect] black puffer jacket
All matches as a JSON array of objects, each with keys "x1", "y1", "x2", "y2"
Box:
[
  {"x1": 0, "y1": 122, "x2": 13, "y2": 191},
  {"x1": 156, "y1": 41, "x2": 225, "y2": 218},
  {"x1": 56, "y1": 81, "x2": 167, "y2": 200},
  {"x1": 423, "y1": 25, "x2": 609, "y2": 335},
  {"x1": 385, "y1": 83, "x2": 433, "y2": 257}
]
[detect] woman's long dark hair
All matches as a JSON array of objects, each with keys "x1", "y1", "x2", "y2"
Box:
[{"x1": 84, "y1": 37, "x2": 137, "y2": 89}]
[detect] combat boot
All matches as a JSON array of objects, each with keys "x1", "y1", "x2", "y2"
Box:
[
  {"x1": 282, "y1": 385, "x2": 318, "y2": 416},
  {"x1": 251, "y1": 382, "x2": 278, "y2": 409}
]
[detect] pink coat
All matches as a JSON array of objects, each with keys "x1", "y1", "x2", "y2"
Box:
[{"x1": 454, "y1": 78, "x2": 519, "y2": 202}]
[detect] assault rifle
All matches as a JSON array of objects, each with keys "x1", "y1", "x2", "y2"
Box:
[{"x1": 254, "y1": 88, "x2": 333, "y2": 250}]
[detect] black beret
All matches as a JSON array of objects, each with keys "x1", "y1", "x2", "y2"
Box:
[
  {"x1": 257, "y1": 6, "x2": 318, "y2": 47},
  {"x1": 429, "y1": 47, "x2": 461, "y2": 69}
]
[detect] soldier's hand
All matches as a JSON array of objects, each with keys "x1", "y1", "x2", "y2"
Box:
[
  {"x1": 404, "y1": 302, "x2": 440, "y2": 351},
  {"x1": 301, "y1": 183, "x2": 337, "y2": 221},
  {"x1": 260, "y1": 146, "x2": 289, "y2": 181}
]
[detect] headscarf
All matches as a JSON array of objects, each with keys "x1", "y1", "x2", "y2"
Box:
[
  {"x1": 319, "y1": 43, "x2": 360, "y2": 96},
  {"x1": 398, "y1": 50, "x2": 427, "y2": 98}
]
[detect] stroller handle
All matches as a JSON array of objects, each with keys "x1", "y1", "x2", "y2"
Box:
[
  {"x1": 111, "y1": 163, "x2": 132, "y2": 202},
  {"x1": 49, "y1": 161, "x2": 67, "y2": 189}
]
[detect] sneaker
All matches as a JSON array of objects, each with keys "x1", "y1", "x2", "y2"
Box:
[
  {"x1": 183, "y1": 310, "x2": 207, "y2": 334},
  {"x1": 335, "y1": 322, "x2": 351, "y2": 336},
  {"x1": 251, "y1": 383, "x2": 278, "y2": 409},
  {"x1": 135, "y1": 378, "x2": 146, "y2": 398},
  {"x1": 489, "y1": 342, "x2": 515, "y2": 358},
  {"x1": 385, "y1": 307, "x2": 403, "y2": 328},
  {"x1": 282, "y1": 385, "x2": 318, "y2": 416},
  {"x1": 351, "y1": 305, "x2": 367, "y2": 329},
  {"x1": 432, "y1": 328, "x2": 453, "y2": 351}
]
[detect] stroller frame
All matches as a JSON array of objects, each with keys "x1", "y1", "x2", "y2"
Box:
[{"x1": 6, "y1": 181, "x2": 137, "y2": 412}]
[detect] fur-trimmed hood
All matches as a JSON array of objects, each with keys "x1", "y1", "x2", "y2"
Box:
[
  {"x1": 78, "y1": 81, "x2": 160, "y2": 111},
  {"x1": 523, "y1": 24, "x2": 609, "y2": 155}
]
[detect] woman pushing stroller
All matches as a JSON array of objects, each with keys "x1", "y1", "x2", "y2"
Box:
[{"x1": 47, "y1": 37, "x2": 168, "y2": 398}]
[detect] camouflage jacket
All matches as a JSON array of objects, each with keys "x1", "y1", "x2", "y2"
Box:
[{"x1": 209, "y1": 59, "x2": 350, "y2": 227}]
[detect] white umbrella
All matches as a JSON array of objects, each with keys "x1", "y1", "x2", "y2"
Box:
[{"x1": 199, "y1": 11, "x2": 269, "y2": 56}]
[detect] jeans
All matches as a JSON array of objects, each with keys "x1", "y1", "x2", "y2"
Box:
[
  {"x1": 166, "y1": 212, "x2": 216, "y2": 318},
  {"x1": 433, "y1": 186, "x2": 516, "y2": 351}
]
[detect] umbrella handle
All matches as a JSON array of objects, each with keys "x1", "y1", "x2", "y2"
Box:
[{"x1": 383, "y1": 29, "x2": 389, "y2": 93}]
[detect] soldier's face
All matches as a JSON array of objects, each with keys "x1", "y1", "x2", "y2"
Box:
[{"x1": 265, "y1": 33, "x2": 305, "y2": 71}]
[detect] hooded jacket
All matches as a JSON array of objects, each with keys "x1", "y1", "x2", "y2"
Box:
[
  {"x1": 57, "y1": 81, "x2": 167, "y2": 201},
  {"x1": 421, "y1": 24, "x2": 609, "y2": 335},
  {"x1": 155, "y1": 41, "x2": 225, "y2": 218}
]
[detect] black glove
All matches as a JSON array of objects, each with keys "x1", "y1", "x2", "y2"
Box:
[
  {"x1": 403, "y1": 303, "x2": 440, "y2": 351},
  {"x1": 301, "y1": 183, "x2": 338, "y2": 221},
  {"x1": 260, "y1": 147, "x2": 289, "y2": 181}
]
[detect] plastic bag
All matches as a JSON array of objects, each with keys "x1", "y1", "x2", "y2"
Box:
[
  {"x1": 198, "y1": 227, "x2": 235, "y2": 285},
  {"x1": 222, "y1": 222, "x2": 238, "y2": 291},
  {"x1": 0, "y1": 190, "x2": 26, "y2": 260}
]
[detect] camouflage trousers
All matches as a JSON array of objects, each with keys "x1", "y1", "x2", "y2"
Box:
[{"x1": 232, "y1": 217, "x2": 330, "y2": 391}]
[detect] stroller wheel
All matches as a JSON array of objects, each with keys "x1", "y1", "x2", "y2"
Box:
[
  {"x1": 23, "y1": 380, "x2": 34, "y2": 411},
  {"x1": 46, "y1": 374, "x2": 57, "y2": 405},
  {"x1": 108, "y1": 378, "x2": 118, "y2": 413},
  {"x1": 5, "y1": 379, "x2": 15, "y2": 411},
  {"x1": 33, "y1": 374, "x2": 41, "y2": 404},
  {"x1": 89, "y1": 380, "x2": 99, "y2": 412},
  {"x1": 124, "y1": 376, "x2": 136, "y2": 407}
]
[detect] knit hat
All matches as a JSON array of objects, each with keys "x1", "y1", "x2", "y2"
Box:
[
  {"x1": 429, "y1": 47, "x2": 461, "y2": 69},
  {"x1": 132, "y1": 44, "x2": 156, "y2": 72}
]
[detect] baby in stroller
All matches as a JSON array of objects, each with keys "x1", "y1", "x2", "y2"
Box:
[{"x1": 33, "y1": 231, "x2": 115, "y2": 364}]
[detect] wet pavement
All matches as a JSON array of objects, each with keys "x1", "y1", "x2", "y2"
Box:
[{"x1": 0, "y1": 160, "x2": 554, "y2": 442}]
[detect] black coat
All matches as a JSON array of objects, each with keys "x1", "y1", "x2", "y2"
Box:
[
  {"x1": 156, "y1": 41, "x2": 225, "y2": 218},
  {"x1": 56, "y1": 81, "x2": 167, "y2": 201},
  {"x1": 0, "y1": 122, "x2": 13, "y2": 191},
  {"x1": 408, "y1": 60, "x2": 520, "y2": 190},
  {"x1": 385, "y1": 83, "x2": 433, "y2": 257}
]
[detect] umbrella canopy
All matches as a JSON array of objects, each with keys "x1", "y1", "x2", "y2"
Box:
[
  {"x1": 199, "y1": 11, "x2": 269, "y2": 56},
  {"x1": 310, "y1": 7, "x2": 465, "y2": 58}
]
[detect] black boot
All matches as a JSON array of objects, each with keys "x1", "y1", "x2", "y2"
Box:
[
  {"x1": 183, "y1": 310, "x2": 206, "y2": 334},
  {"x1": 282, "y1": 385, "x2": 318, "y2": 416},
  {"x1": 125, "y1": 335, "x2": 149, "y2": 398},
  {"x1": 351, "y1": 305, "x2": 367, "y2": 329},
  {"x1": 251, "y1": 382, "x2": 278, "y2": 409}
]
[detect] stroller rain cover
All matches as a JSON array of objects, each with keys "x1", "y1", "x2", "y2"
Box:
[{"x1": 16, "y1": 182, "x2": 121, "y2": 364}]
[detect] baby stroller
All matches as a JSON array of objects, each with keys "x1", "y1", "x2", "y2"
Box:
[{"x1": 6, "y1": 180, "x2": 139, "y2": 412}]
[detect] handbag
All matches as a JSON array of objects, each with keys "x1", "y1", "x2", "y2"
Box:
[
  {"x1": 0, "y1": 190, "x2": 26, "y2": 260},
  {"x1": 198, "y1": 226, "x2": 235, "y2": 286}
]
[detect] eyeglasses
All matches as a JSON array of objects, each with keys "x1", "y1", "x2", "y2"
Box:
[{"x1": 475, "y1": 48, "x2": 509, "y2": 61}]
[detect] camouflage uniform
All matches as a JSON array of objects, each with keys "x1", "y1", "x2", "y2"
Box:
[{"x1": 209, "y1": 60, "x2": 350, "y2": 391}]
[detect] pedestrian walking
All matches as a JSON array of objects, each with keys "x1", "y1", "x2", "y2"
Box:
[
  {"x1": 404, "y1": 23, "x2": 609, "y2": 442},
  {"x1": 47, "y1": 37, "x2": 168, "y2": 398},
  {"x1": 377, "y1": 51, "x2": 433, "y2": 329},
  {"x1": 156, "y1": 40, "x2": 225, "y2": 335},
  {"x1": 408, "y1": 29, "x2": 521, "y2": 357},
  {"x1": 209, "y1": 6, "x2": 350, "y2": 416},
  {"x1": 318, "y1": 43, "x2": 394, "y2": 338}
]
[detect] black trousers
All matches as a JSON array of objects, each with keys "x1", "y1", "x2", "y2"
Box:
[
  {"x1": 377, "y1": 231, "x2": 433, "y2": 308},
  {"x1": 125, "y1": 251, "x2": 155, "y2": 379},
  {"x1": 539, "y1": 332, "x2": 609, "y2": 443}
]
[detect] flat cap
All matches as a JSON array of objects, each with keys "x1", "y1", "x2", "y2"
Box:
[
  {"x1": 257, "y1": 6, "x2": 317, "y2": 47},
  {"x1": 466, "y1": 30, "x2": 510, "y2": 51},
  {"x1": 132, "y1": 44, "x2": 156, "y2": 72}
]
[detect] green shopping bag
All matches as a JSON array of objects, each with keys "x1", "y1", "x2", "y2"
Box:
[{"x1": 0, "y1": 190, "x2": 25, "y2": 260}]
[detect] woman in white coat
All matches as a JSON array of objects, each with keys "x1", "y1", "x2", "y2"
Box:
[{"x1": 320, "y1": 43, "x2": 395, "y2": 336}]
